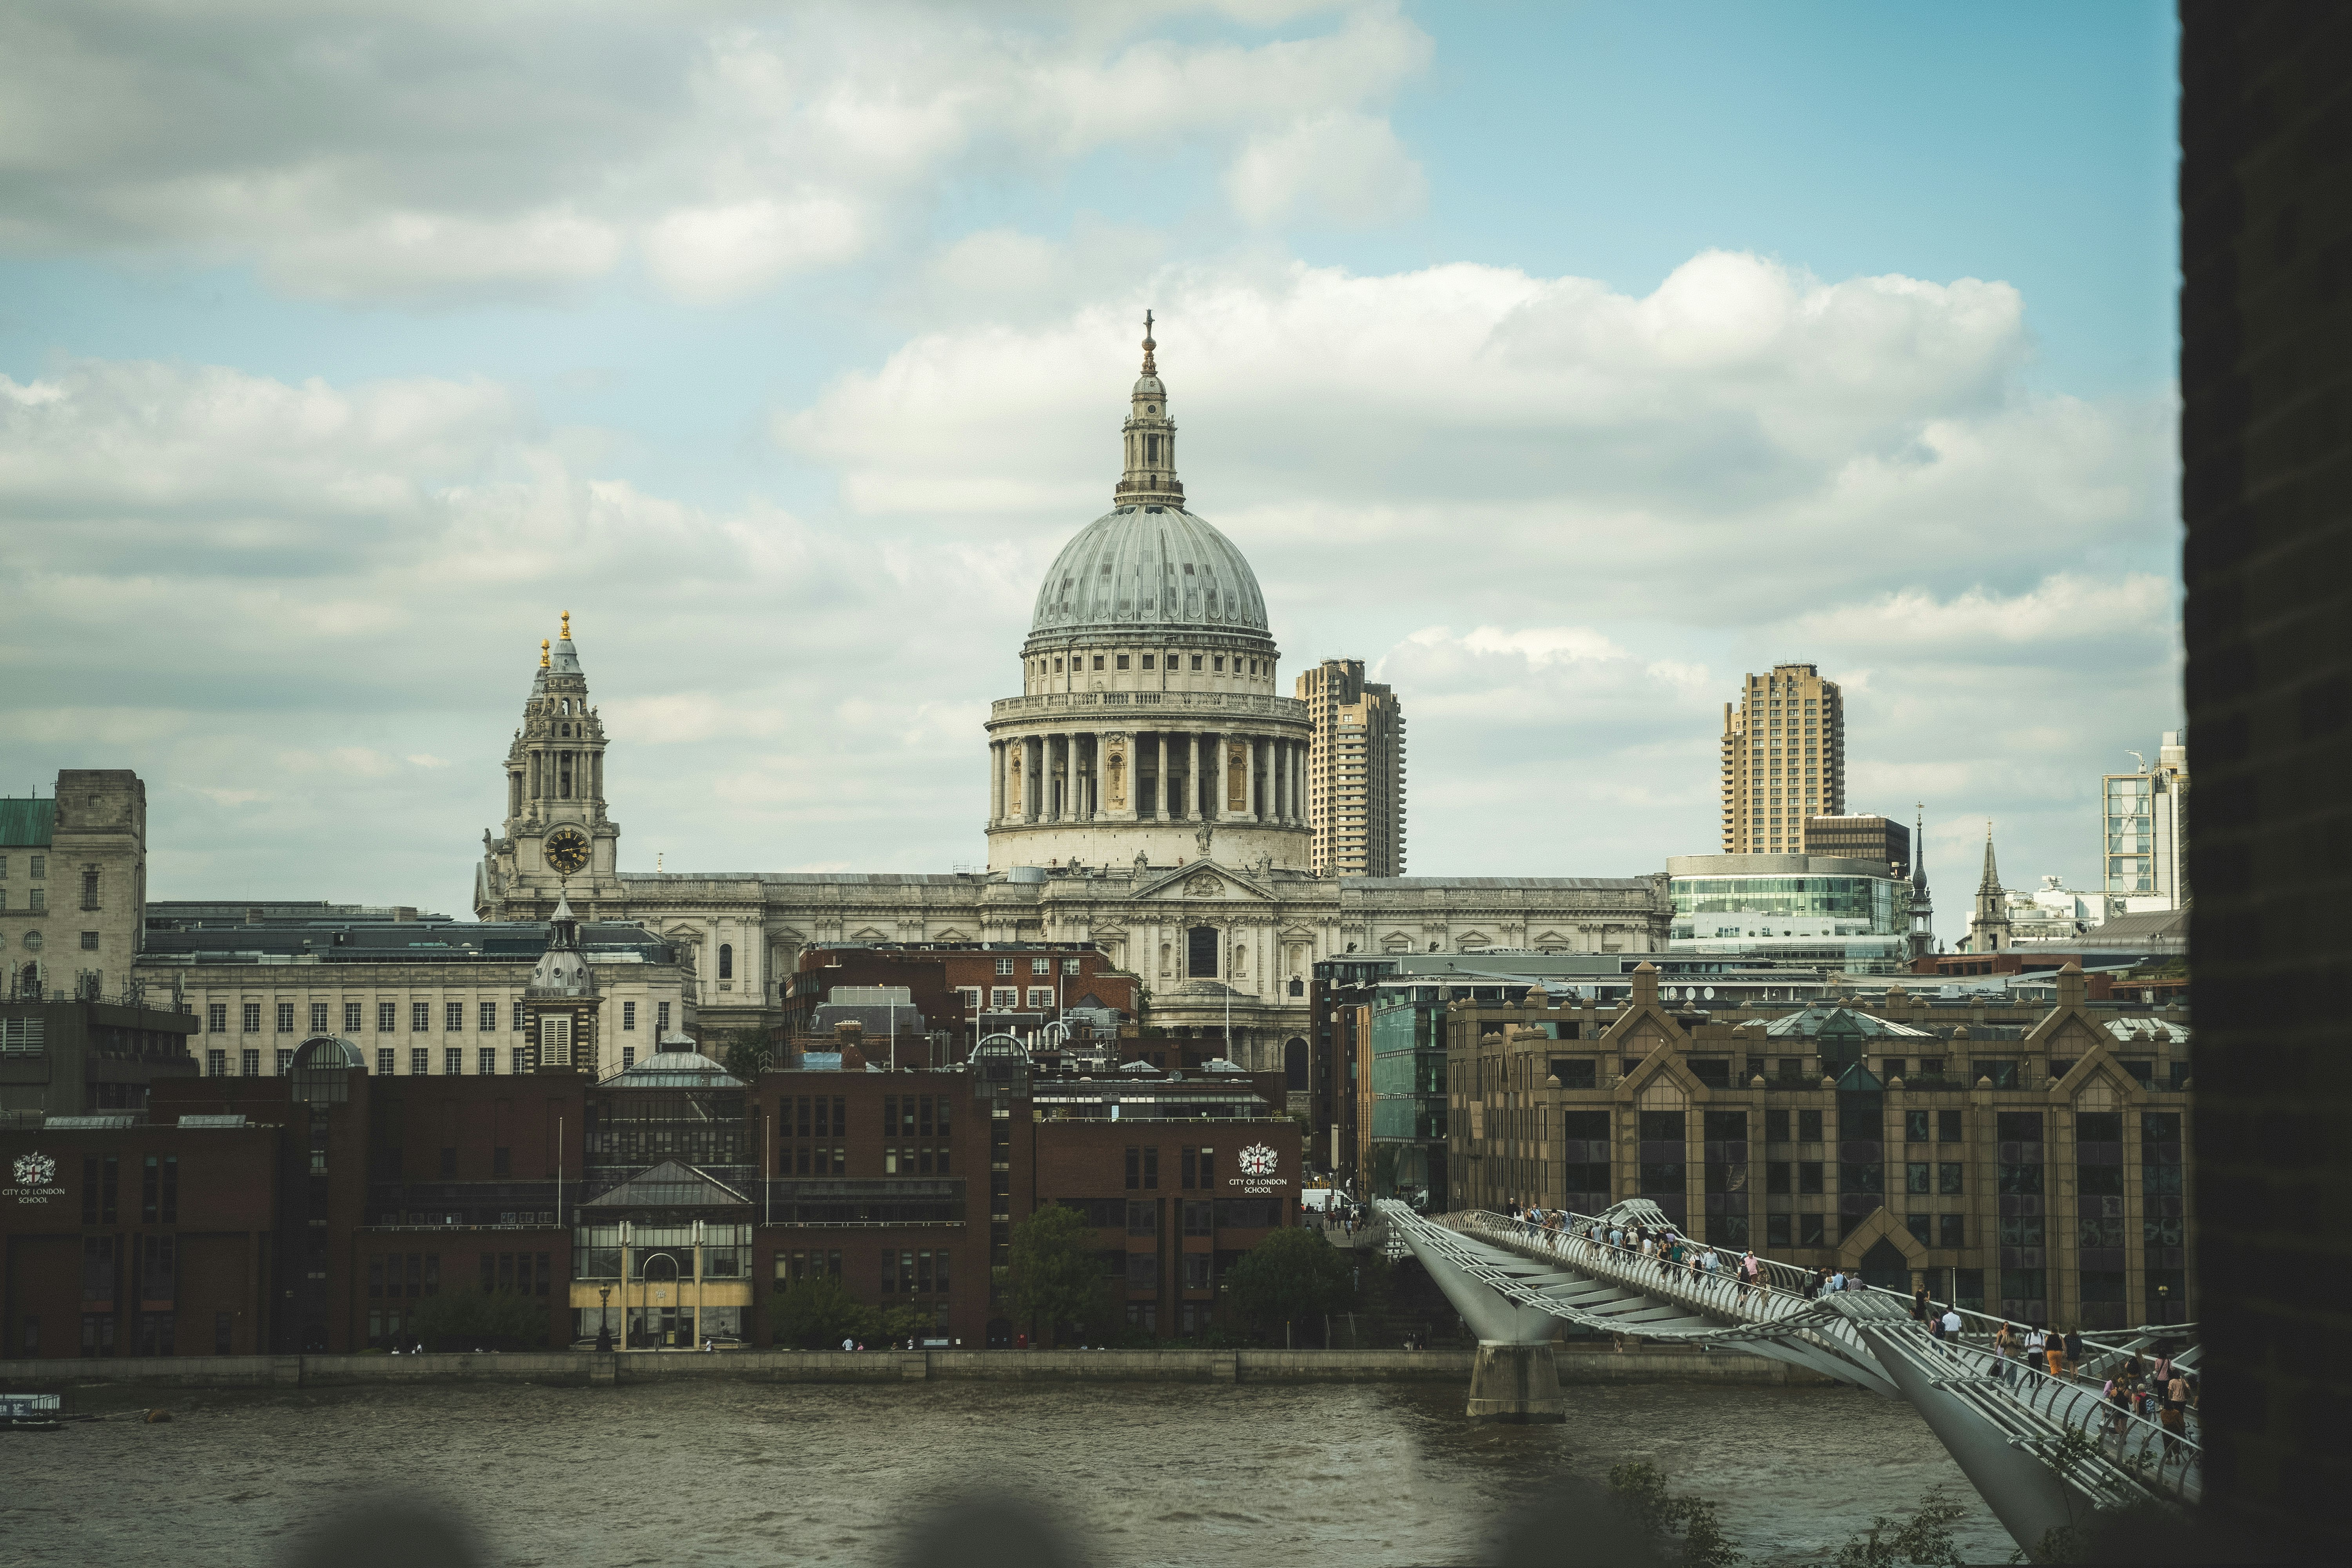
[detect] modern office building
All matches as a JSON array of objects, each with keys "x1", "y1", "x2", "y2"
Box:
[
  {"x1": 1295, "y1": 657, "x2": 1406, "y2": 877},
  {"x1": 2103, "y1": 731, "x2": 2189, "y2": 912},
  {"x1": 1720, "y1": 664, "x2": 1847, "y2": 854},
  {"x1": 1665, "y1": 853, "x2": 1912, "y2": 970},
  {"x1": 1443, "y1": 962, "x2": 2193, "y2": 1330},
  {"x1": 1802, "y1": 814, "x2": 1910, "y2": 878}
]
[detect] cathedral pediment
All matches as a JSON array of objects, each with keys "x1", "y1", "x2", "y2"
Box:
[{"x1": 1130, "y1": 860, "x2": 1274, "y2": 904}]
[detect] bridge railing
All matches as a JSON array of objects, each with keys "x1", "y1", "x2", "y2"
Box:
[{"x1": 1464, "y1": 1206, "x2": 2200, "y2": 1505}]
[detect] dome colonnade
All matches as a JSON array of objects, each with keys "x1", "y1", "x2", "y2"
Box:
[{"x1": 984, "y1": 322, "x2": 1312, "y2": 873}]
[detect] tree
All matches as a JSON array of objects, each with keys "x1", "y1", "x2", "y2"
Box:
[
  {"x1": 769, "y1": 1275, "x2": 872, "y2": 1350},
  {"x1": 1222, "y1": 1228, "x2": 1356, "y2": 1347},
  {"x1": 717, "y1": 1027, "x2": 773, "y2": 1080},
  {"x1": 1609, "y1": 1462, "x2": 1744, "y2": 1568},
  {"x1": 1009, "y1": 1203, "x2": 1107, "y2": 1347},
  {"x1": 405, "y1": 1289, "x2": 554, "y2": 1351}
]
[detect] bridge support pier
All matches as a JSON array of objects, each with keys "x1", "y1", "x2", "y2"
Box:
[{"x1": 1466, "y1": 1340, "x2": 1564, "y2": 1424}]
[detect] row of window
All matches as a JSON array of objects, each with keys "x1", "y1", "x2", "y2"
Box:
[
  {"x1": 202, "y1": 1000, "x2": 665, "y2": 1035},
  {"x1": 1036, "y1": 653, "x2": 1264, "y2": 676},
  {"x1": 75, "y1": 1155, "x2": 180, "y2": 1226},
  {"x1": 879, "y1": 1249, "x2": 951, "y2": 1295},
  {"x1": 1123, "y1": 1145, "x2": 1225, "y2": 1191},
  {"x1": 206, "y1": 1047, "x2": 550, "y2": 1077}
]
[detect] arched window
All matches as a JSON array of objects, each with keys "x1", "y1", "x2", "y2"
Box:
[
  {"x1": 1186, "y1": 927, "x2": 1218, "y2": 978},
  {"x1": 718, "y1": 944, "x2": 734, "y2": 980}
]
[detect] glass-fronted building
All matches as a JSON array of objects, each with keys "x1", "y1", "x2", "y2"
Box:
[
  {"x1": 1666, "y1": 854, "x2": 1906, "y2": 936},
  {"x1": 2102, "y1": 731, "x2": 2188, "y2": 911},
  {"x1": 1367, "y1": 999, "x2": 1447, "y2": 1210}
]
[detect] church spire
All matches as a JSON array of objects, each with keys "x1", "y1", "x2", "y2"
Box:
[
  {"x1": 1977, "y1": 820, "x2": 2001, "y2": 895},
  {"x1": 1115, "y1": 312, "x2": 1185, "y2": 508}
]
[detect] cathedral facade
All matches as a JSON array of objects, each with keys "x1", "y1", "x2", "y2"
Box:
[{"x1": 473, "y1": 328, "x2": 1671, "y2": 1067}]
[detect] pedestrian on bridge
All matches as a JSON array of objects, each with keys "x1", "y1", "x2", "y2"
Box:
[
  {"x1": 1911, "y1": 1285, "x2": 1931, "y2": 1322},
  {"x1": 2062, "y1": 1326, "x2": 2084, "y2": 1379},
  {"x1": 1994, "y1": 1321, "x2": 2018, "y2": 1380}
]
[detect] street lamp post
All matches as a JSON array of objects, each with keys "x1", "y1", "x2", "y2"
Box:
[{"x1": 599, "y1": 1285, "x2": 612, "y2": 1349}]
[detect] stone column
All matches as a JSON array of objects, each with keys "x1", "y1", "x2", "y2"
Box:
[
  {"x1": 989, "y1": 741, "x2": 1004, "y2": 824},
  {"x1": 1245, "y1": 734, "x2": 1260, "y2": 822},
  {"x1": 1027, "y1": 735, "x2": 1044, "y2": 822},
  {"x1": 1185, "y1": 733, "x2": 1201, "y2": 820},
  {"x1": 1155, "y1": 733, "x2": 1169, "y2": 820}
]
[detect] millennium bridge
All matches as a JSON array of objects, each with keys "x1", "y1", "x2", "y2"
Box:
[{"x1": 1377, "y1": 1198, "x2": 2200, "y2": 1553}]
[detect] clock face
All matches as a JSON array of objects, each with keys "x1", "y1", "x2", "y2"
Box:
[{"x1": 543, "y1": 827, "x2": 592, "y2": 877}]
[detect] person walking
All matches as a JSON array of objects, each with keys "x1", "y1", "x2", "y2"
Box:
[
  {"x1": 1994, "y1": 1321, "x2": 2017, "y2": 1381},
  {"x1": 2023, "y1": 1325, "x2": 2046, "y2": 1374},
  {"x1": 1940, "y1": 1305, "x2": 1962, "y2": 1355},
  {"x1": 2047, "y1": 1329, "x2": 2068, "y2": 1380},
  {"x1": 1912, "y1": 1284, "x2": 1931, "y2": 1323},
  {"x1": 2062, "y1": 1326, "x2": 2084, "y2": 1379}
]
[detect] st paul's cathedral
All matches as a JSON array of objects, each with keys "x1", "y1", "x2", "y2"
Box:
[{"x1": 472, "y1": 326, "x2": 1671, "y2": 1068}]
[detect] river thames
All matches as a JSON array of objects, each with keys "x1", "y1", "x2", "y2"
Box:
[{"x1": 7, "y1": 1379, "x2": 2013, "y2": 1565}]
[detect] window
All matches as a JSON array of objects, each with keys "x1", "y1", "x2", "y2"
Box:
[
  {"x1": 28, "y1": 855, "x2": 42, "y2": 878},
  {"x1": 377, "y1": 1048, "x2": 395, "y2": 1076},
  {"x1": 1143, "y1": 1147, "x2": 1158, "y2": 1189},
  {"x1": 481, "y1": 1002, "x2": 499, "y2": 1031},
  {"x1": 514, "y1": 1000, "x2": 526, "y2": 1031},
  {"x1": 719, "y1": 944, "x2": 733, "y2": 980},
  {"x1": 378, "y1": 1002, "x2": 397, "y2": 1033},
  {"x1": 207, "y1": 1003, "x2": 227, "y2": 1033},
  {"x1": 81, "y1": 868, "x2": 99, "y2": 907},
  {"x1": 1766, "y1": 1161, "x2": 1791, "y2": 1194},
  {"x1": 1939, "y1": 1214, "x2": 1965, "y2": 1249},
  {"x1": 1063, "y1": 958, "x2": 1082, "y2": 976},
  {"x1": 1032, "y1": 958, "x2": 1051, "y2": 976},
  {"x1": 959, "y1": 987, "x2": 981, "y2": 1013},
  {"x1": 1026, "y1": 987, "x2": 1053, "y2": 1009},
  {"x1": 1797, "y1": 1109, "x2": 1823, "y2": 1142},
  {"x1": 27, "y1": 889, "x2": 42, "y2": 912},
  {"x1": 1938, "y1": 1161, "x2": 1964, "y2": 1194},
  {"x1": 1116, "y1": 655, "x2": 1130, "y2": 670},
  {"x1": 310, "y1": 1002, "x2": 329, "y2": 1032},
  {"x1": 623, "y1": 1001, "x2": 636, "y2": 1031},
  {"x1": 657, "y1": 1002, "x2": 670, "y2": 1032},
  {"x1": 996, "y1": 958, "x2": 1014, "y2": 976},
  {"x1": 345, "y1": 1002, "x2": 364, "y2": 1031},
  {"x1": 1126, "y1": 1147, "x2": 1141, "y2": 1190},
  {"x1": 1191, "y1": 655, "x2": 1203, "y2": 671},
  {"x1": 1904, "y1": 1109, "x2": 1930, "y2": 1142},
  {"x1": 275, "y1": 1047, "x2": 293, "y2": 1074},
  {"x1": 1798, "y1": 1161, "x2": 1823, "y2": 1195},
  {"x1": 240, "y1": 1048, "x2": 260, "y2": 1076},
  {"x1": 411, "y1": 1002, "x2": 430, "y2": 1032},
  {"x1": 991, "y1": 987, "x2": 1016, "y2": 1009},
  {"x1": 1764, "y1": 1109, "x2": 1791, "y2": 1143},
  {"x1": 439, "y1": 1047, "x2": 458, "y2": 1076},
  {"x1": 1937, "y1": 1109, "x2": 1963, "y2": 1142},
  {"x1": 80, "y1": 930, "x2": 98, "y2": 950},
  {"x1": 479, "y1": 1048, "x2": 497, "y2": 1076},
  {"x1": 446, "y1": 1002, "x2": 466, "y2": 1031},
  {"x1": 1213, "y1": 657, "x2": 1224, "y2": 672},
  {"x1": 411, "y1": 1048, "x2": 429, "y2": 1075},
  {"x1": 242, "y1": 1002, "x2": 262, "y2": 1033},
  {"x1": 1142, "y1": 655, "x2": 1154, "y2": 669},
  {"x1": 1092, "y1": 655, "x2": 1104, "y2": 671}
]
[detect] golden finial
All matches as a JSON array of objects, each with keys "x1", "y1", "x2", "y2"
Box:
[
  {"x1": 561, "y1": 610, "x2": 571, "y2": 641},
  {"x1": 1141, "y1": 309, "x2": 1156, "y2": 375},
  {"x1": 540, "y1": 639, "x2": 550, "y2": 668}
]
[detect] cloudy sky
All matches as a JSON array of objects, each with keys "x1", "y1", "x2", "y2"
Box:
[{"x1": 0, "y1": 1, "x2": 2181, "y2": 919}]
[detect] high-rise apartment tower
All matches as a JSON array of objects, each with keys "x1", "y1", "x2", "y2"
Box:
[
  {"x1": 1720, "y1": 663, "x2": 1846, "y2": 853},
  {"x1": 1295, "y1": 658, "x2": 1405, "y2": 877}
]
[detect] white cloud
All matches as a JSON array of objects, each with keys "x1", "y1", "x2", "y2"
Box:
[
  {"x1": 1227, "y1": 111, "x2": 1425, "y2": 226},
  {"x1": 0, "y1": 2, "x2": 1431, "y2": 302}
]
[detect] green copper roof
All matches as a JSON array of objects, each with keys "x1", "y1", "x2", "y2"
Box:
[{"x1": 0, "y1": 798, "x2": 55, "y2": 848}]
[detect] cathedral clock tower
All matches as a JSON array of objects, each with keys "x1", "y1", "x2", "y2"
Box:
[{"x1": 474, "y1": 613, "x2": 624, "y2": 920}]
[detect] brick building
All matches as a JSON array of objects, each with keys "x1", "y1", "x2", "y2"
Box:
[
  {"x1": 3, "y1": 1008, "x2": 1298, "y2": 1357},
  {"x1": 1441, "y1": 962, "x2": 2193, "y2": 1330}
]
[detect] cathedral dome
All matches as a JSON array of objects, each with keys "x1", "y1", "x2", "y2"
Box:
[{"x1": 1029, "y1": 504, "x2": 1268, "y2": 638}]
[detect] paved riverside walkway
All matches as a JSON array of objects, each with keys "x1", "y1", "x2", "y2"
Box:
[{"x1": 0, "y1": 1343, "x2": 1824, "y2": 1390}]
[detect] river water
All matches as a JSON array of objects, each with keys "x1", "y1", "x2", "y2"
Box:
[{"x1": 7, "y1": 1380, "x2": 2013, "y2": 1566}]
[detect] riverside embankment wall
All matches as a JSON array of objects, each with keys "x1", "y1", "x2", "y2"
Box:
[{"x1": 0, "y1": 1343, "x2": 1828, "y2": 1389}]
